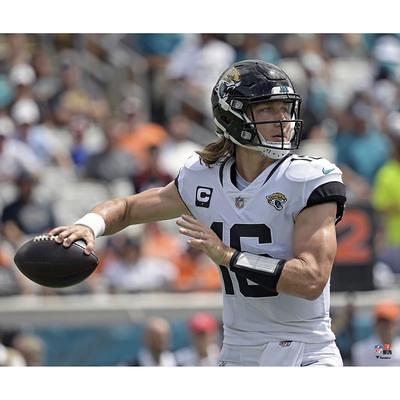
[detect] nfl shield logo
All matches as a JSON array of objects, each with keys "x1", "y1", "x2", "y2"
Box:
[
  {"x1": 235, "y1": 196, "x2": 245, "y2": 209},
  {"x1": 375, "y1": 344, "x2": 383, "y2": 358}
]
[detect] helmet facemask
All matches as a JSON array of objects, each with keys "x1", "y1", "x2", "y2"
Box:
[{"x1": 241, "y1": 96, "x2": 303, "y2": 160}]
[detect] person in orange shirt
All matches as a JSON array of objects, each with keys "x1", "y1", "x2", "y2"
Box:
[
  {"x1": 173, "y1": 246, "x2": 221, "y2": 292},
  {"x1": 116, "y1": 96, "x2": 168, "y2": 170},
  {"x1": 141, "y1": 222, "x2": 182, "y2": 262}
]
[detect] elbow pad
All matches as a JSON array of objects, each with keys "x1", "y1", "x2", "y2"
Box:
[{"x1": 230, "y1": 251, "x2": 286, "y2": 293}]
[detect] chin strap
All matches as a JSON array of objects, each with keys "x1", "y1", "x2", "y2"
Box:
[{"x1": 260, "y1": 144, "x2": 291, "y2": 160}]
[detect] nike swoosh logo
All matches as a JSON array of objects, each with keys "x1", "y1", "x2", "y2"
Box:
[{"x1": 322, "y1": 167, "x2": 335, "y2": 175}]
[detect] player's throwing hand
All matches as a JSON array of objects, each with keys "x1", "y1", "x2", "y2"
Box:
[{"x1": 48, "y1": 225, "x2": 95, "y2": 255}]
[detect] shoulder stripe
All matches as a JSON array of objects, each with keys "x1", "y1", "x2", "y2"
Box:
[
  {"x1": 230, "y1": 162, "x2": 237, "y2": 187},
  {"x1": 174, "y1": 175, "x2": 179, "y2": 190},
  {"x1": 219, "y1": 159, "x2": 229, "y2": 187},
  {"x1": 174, "y1": 173, "x2": 192, "y2": 215}
]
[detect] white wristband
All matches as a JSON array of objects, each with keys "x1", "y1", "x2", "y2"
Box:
[{"x1": 74, "y1": 213, "x2": 105, "y2": 238}]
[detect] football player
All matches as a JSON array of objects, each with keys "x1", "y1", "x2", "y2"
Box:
[{"x1": 50, "y1": 60, "x2": 346, "y2": 366}]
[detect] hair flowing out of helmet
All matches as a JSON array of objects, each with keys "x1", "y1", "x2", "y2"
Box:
[{"x1": 211, "y1": 60, "x2": 304, "y2": 160}]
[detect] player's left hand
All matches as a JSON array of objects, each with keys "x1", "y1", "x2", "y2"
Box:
[{"x1": 176, "y1": 214, "x2": 235, "y2": 267}]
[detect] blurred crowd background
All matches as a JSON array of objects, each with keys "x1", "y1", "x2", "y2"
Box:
[{"x1": 1, "y1": 33, "x2": 400, "y2": 366}]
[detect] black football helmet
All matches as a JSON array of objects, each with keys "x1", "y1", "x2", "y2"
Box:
[{"x1": 211, "y1": 59, "x2": 303, "y2": 159}]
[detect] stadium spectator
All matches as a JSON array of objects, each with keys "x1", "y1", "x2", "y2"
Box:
[
  {"x1": 11, "y1": 98, "x2": 71, "y2": 169},
  {"x1": 234, "y1": 34, "x2": 280, "y2": 65},
  {"x1": 0, "y1": 240, "x2": 23, "y2": 296},
  {"x1": 0, "y1": 223, "x2": 38, "y2": 295},
  {"x1": 133, "y1": 34, "x2": 182, "y2": 122},
  {"x1": 158, "y1": 114, "x2": 201, "y2": 178},
  {"x1": 31, "y1": 50, "x2": 60, "y2": 106},
  {"x1": 11, "y1": 333, "x2": 46, "y2": 366},
  {"x1": 126, "y1": 317, "x2": 176, "y2": 366},
  {"x1": 335, "y1": 94, "x2": 390, "y2": 202},
  {"x1": 1, "y1": 171, "x2": 56, "y2": 237},
  {"x1": 0, "y1": 74, "x2": 13, "y2": 109},
  {"x1": 117, "y1": 96, "x2": 168, "y2": 170},
  {"x1": 8, "y1": 62, "x2": 36, "y2": 103},
  {"x1": 0, "y1": 326, "x2": 26, "y2": 366},
  {"x1": 165, "y1": 34, "x2": 235, "y2": 116},
  {"x1": 0, "y1": 34, "x2": 32, "y2": 71},
  {"x1": 331, "y1": 295, "x2": 356, "y2": 365},
  {"x1": 68, "y1": 114, "x2": 94, "y2": 171},
  {"x1": 352, "y1": 300, "x2": 400, "y2": 366},
  {"x1": 101, "y1": 235, "x2": 177, "y2": 293},
  {"x1": 141, "y1": 222, "x2": 183, "y2": 263},
  {"x1": 11, "y1": 97, "x2": 40, "y2": 135},
  {"x1": 85, "y1": 119, "x2": 137, "y2": 183},
  {"x1": 372, "y1": 112, "x2": 400, "y2": 274},
  {"x1": 0, "y1": 116, "x2": 42, "y2": 182},
  {"x1": 0, "y1": 342, "x2": 26, "y2": 366},
  {"x1": 298, "y1": 122, "x2": 337, "y2": 162},
  {"x1": 134, "y1": 34, "x2": 182, "y2": 65},
  {"x1": 49, "y1": 60, "x2": 109, "y2": 126},
  {"x1": 173, "y1": 246, "x2": 221, "y2": 292},
  {"x1": 132, "y1": 145, "x2": 172, "y2": 193},
  {"x1": 175, "y1": 312, "x2": 220, "y2": 366}
]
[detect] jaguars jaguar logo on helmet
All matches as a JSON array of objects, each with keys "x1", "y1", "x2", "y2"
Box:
[{"x1": 223, "y1": 66, "x2": 240, "y2": 83}]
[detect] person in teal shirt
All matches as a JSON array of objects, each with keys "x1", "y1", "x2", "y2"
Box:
[{"x1": 335, "y1": 99, "x2": 390, "y2": 187}]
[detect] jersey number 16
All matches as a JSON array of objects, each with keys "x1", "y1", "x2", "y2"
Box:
[{"x1": 211, "y1": 222, "x2": 278, "y2": 298}]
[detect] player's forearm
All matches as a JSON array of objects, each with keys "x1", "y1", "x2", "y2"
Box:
[
  {"x1": 276, "y1": 256, "x2": 328, "y2": 300},
  {"x1": 91, "y1": 197, "x2": 131, "y2": 235},
  {"x1": 92, "y1": 187, "x2": 183, "y2": 235},
  {"x1": 222, "y1": 250, "x2": 328, "y2": 300}
]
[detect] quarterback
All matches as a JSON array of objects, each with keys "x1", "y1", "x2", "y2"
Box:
[{"x1": 50, "y1": 60, "x2": 346, "y2": 366}]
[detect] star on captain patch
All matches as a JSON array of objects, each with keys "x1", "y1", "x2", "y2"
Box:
[
  {"x1": 235, "y1": 196, "x2": 245, "y2": 209},
  {"x1": 266, "y1": 192, "x2": 287, "y2": 211}
]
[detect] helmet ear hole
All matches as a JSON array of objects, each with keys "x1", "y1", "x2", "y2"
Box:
[{"x1": 241, "y1": 131, "x2": 253, "y2": 141}]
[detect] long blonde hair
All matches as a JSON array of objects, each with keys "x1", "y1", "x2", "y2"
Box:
[{"x1": 196, "y1": 137, "x2": 235, "y2": 167}]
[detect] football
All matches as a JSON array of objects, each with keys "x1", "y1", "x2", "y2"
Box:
[{"x1": 13, "y1": 235, "x2": 99, "y2": 288}]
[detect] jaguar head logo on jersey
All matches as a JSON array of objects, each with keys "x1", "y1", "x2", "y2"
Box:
[
  {"x1": 195, "y1": 186, "x2": 213, "y2": 208},
  {"x1": 266, "y1": 192, "x2": 287, "y2": 211}
]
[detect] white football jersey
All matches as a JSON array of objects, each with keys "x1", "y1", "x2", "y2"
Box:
[{"x1": 175, "y1": 153, "x2": 346, "y2": 346}]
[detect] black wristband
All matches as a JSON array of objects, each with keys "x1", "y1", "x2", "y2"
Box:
[{"x1": 229, "y1": 251, "x2": 286, "y2": 293}]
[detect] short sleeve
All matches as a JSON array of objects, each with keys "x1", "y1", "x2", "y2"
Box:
[
  {"x1": 287, "y1": 157, "x2": 347, "y2": 223},
  {"x1": 304, "y1": 181, "x2": 347, "y2": 223}
]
